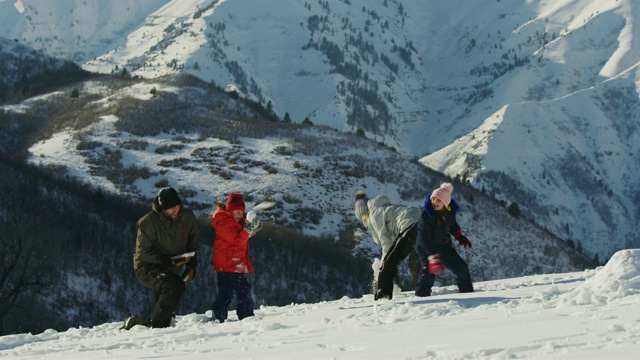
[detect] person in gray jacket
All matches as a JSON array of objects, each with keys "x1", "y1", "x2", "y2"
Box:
[{"x1": 355, "y1": 191, "x2": 421, "y2": 300}]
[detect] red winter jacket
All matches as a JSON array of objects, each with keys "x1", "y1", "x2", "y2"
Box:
[{"x1": 211, "y1": 209, "x2": 253, "y2": 273}]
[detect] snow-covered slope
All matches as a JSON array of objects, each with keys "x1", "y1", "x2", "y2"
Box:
[
  {"x1": 0, "y1": 0, "x2": 167, "y2": 63},
  {"x1": 2, "y1": 249, "x2": 639, "y2": 359},
  {"x1": 1, "y1": 0, "x2": 638, "y2": 259}
]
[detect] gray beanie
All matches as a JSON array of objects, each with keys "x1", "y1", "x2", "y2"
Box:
[{"x1": 354, "y1": 190, "x2": 369, "y2": 219}]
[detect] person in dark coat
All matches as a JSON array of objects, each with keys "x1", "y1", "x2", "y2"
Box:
[
  {"x1": 210, "y1": 193, "x2": 262, "y2": 322},
  {"x1": 122, "y1": 187, "x2": 200, "y2": 330},
  {"x1": 415, "y1": 183, "x2": 474, "y2": 297}
]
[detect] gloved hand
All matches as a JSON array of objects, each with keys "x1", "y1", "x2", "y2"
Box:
[
  {"x1": 457, "y1": 235, "x2": 472, "y2": 248},
  {"x1": 160, "y1": 253, "x2": 193, "y2": 267},
  {"x1": 454, "y1": 230, "x2": 472, "y2": 248},
  {"x1": 428, "y1": 254, "x2": 445, "y2": 274},
  {"x1": 171, "y1": 255, "x2": 192, "y2": 267},
  {"x1": 159, "y1": 254, "x2": 173, "y2": 267},
  {"x1": 181, "y1": 266, "x2": 196, "y2": 284},
  {"x1": 245, "y1": 217, "x2": 263, "y2": 237}
]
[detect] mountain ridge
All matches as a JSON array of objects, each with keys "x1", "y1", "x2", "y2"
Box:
[{"x1": 1, "y1": 0, "x2": 637, "y2": 259}]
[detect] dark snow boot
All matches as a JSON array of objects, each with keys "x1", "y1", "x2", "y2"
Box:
[
  {"x1": 374, "y1": 288, "x2": 392, "y2": 300},
  {"x1": 414, "y1": 267, "x2": 434, "y2": 297},
  {"x1": 414, "y1": 286, "x2": 431, "y2": 297},
  {"x1": 121, "y1": 315, "x2": 151, "y2": 330},
  {"x1": 457, "y1": 279, "x2": 474, "y2": 293}
]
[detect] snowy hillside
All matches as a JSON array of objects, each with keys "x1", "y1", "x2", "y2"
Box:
[
  {"x1": 1, "y1": 0, "x2": 638, "y2": 259},
  {"x1": 2, "y1": 249, "x2": 640, "y2": 359}
]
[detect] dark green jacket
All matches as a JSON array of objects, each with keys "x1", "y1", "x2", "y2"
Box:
[{"x1": 134, "y1": 198, "x2": 200, "y2": 273}]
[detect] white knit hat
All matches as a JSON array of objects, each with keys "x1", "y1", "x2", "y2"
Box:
[{"x1": 354, "y1": 190, "x2": 369, "y2": 219}]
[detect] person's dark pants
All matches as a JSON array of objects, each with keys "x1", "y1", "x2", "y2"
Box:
[
  {"x1": 408, "y1": 248, "x2": 421, "y2": 286},
  {"x1": 415, "y1": 247, "x2": 473, "y2": 296},
  {"x1": 375, "y1": 224, "x2": 419, "y2": 300},
  {"x1": 212, "y1": 272, "x2": 255, "y2": 322},
  {"x1": 135, "y1": 264, "x2": 186, "y2": 328}
]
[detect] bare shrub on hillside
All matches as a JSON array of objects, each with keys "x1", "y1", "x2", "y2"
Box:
[
  {"x1": 154, "y1": 178, "x2": 169, "y2": 188},
  {"x1": 283, "y1": 194, "x2": 302, "y2": 204},
  {"x1": 119, "y1": 139, "x2": 148, "y2": 150},
  {"x1": 155, "y1": 143, "x2": 185, "y2": 154},
  {"x1": 157, "y1": 157, "x2": 190, "y2": 168},
  {"x1": 263, "y1": 164, "x2": 278, "y2": 174},
  {"x1": 209, "y1": 168, "x2": 233, "y2": 180},
  {"x1": 177, "y1": 188, "x2": 198, "y2": 199},
  {"x1": 242, "y1": 158, "x2": 266, "y2": 168},
  {"x1": 186, "y1": 200, "x2": 212, "y2": 211},
  {"x1": 172, "y1": 135, "x2": 195, "y2": 144},
  {"x1": 273, "y1": 145, "x2": 295, "y2": 156},
  {"x1": 76, "y1": 140, "x2": 102, "y2": 151}
]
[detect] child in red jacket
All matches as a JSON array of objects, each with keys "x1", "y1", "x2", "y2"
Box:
[{"x1": 210, "y1": 193, "x2": 262, "y2": 322}]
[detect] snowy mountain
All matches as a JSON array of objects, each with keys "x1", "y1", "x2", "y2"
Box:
[
  {"x1": 1, "y1": 0, "x2": 638, "y2": 259},
  {"x1": 7, "y1": 72, "x2": 593, "y2": 273},
  {"x1": 2, "y1": 249, "x2": 639, "y2": 359},
  {"x1": 0, "y1": 70, "x2": 596, "y2": 334}
]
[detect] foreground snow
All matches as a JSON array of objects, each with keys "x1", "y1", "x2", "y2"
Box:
[{"x1": 2, "y1": 250, "x2": 640, "y2": 359}]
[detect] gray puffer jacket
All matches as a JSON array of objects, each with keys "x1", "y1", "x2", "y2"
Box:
[{"x1": 366, "y1": 195, "x2": 421, "y2": 257}]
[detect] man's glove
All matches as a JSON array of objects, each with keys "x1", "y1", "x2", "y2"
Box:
[
  {"x1": 428, "y1": 254, "x2": 445, "y2": 274},
  {"x1": 245, "y1": 217, "x2": 263, "y2": 237},
  {"x1": 171, "y1": 255, "x2": 192, "y2": 267},
  {"x1": 159, "y1": 254, "x2": 173, "y2": 267},
  {"x1": 454, "y1": 230, "x2": 472, "y2": 248},
  {"x1": 181, "y1": 266, "x2": 196, "y2": 284}
]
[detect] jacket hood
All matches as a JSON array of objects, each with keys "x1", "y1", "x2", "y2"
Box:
[
  {"x1": 424, "y1": 191, "x2": 459, "y2": 218},
  {"x1": 367, "y1": 195, "x2": 392, "y2": 209}
]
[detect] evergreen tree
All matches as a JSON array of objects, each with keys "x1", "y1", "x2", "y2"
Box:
[{"x1": 507, "y1": 202, "x2": 521, "y2": 218}]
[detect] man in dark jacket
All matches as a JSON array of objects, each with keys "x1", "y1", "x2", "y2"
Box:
[
  {"x1": 415, "y1": 183, "x2": 473, "y2": 297},
  {"x1": 122, "y1": 187, "x2": 200, "y2": 330}
]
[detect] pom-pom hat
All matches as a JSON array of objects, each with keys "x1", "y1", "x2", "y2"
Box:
[
  {"x1": 226, "y1": 193, "x2": 246, "y2": 213},
  {"x1": 354, "y1": 190, "x2": 369, "y2": 219},
  {"x1": 431, "y1": 183, "x2": 454, "y2": 207}
]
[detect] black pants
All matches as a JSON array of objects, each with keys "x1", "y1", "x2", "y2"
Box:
[
  {"x1": 212, "y1": 272, "x2": 255, "y2": 321},
  {"x1": 415, "y1": 247, "x2": 473, "y2": 296},
  {"x1": 135, "y1": 264, "x2": 186, "y2": 328},
  {"x1": 375, "y1": 224, "x2": 419, "y2": 300}
]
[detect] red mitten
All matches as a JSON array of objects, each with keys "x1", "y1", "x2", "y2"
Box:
[{"x1": 428, "y1": 254, "x2": 445, "y2": 274}]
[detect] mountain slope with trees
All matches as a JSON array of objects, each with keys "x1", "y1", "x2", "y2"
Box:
[{"x1": 0, "y1": 71, "x2": 595, "y2": 335}]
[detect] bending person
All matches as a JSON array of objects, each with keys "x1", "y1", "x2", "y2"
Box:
[{"x1": 355, "y1": 191, "x2": 421, "y2": 300}]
